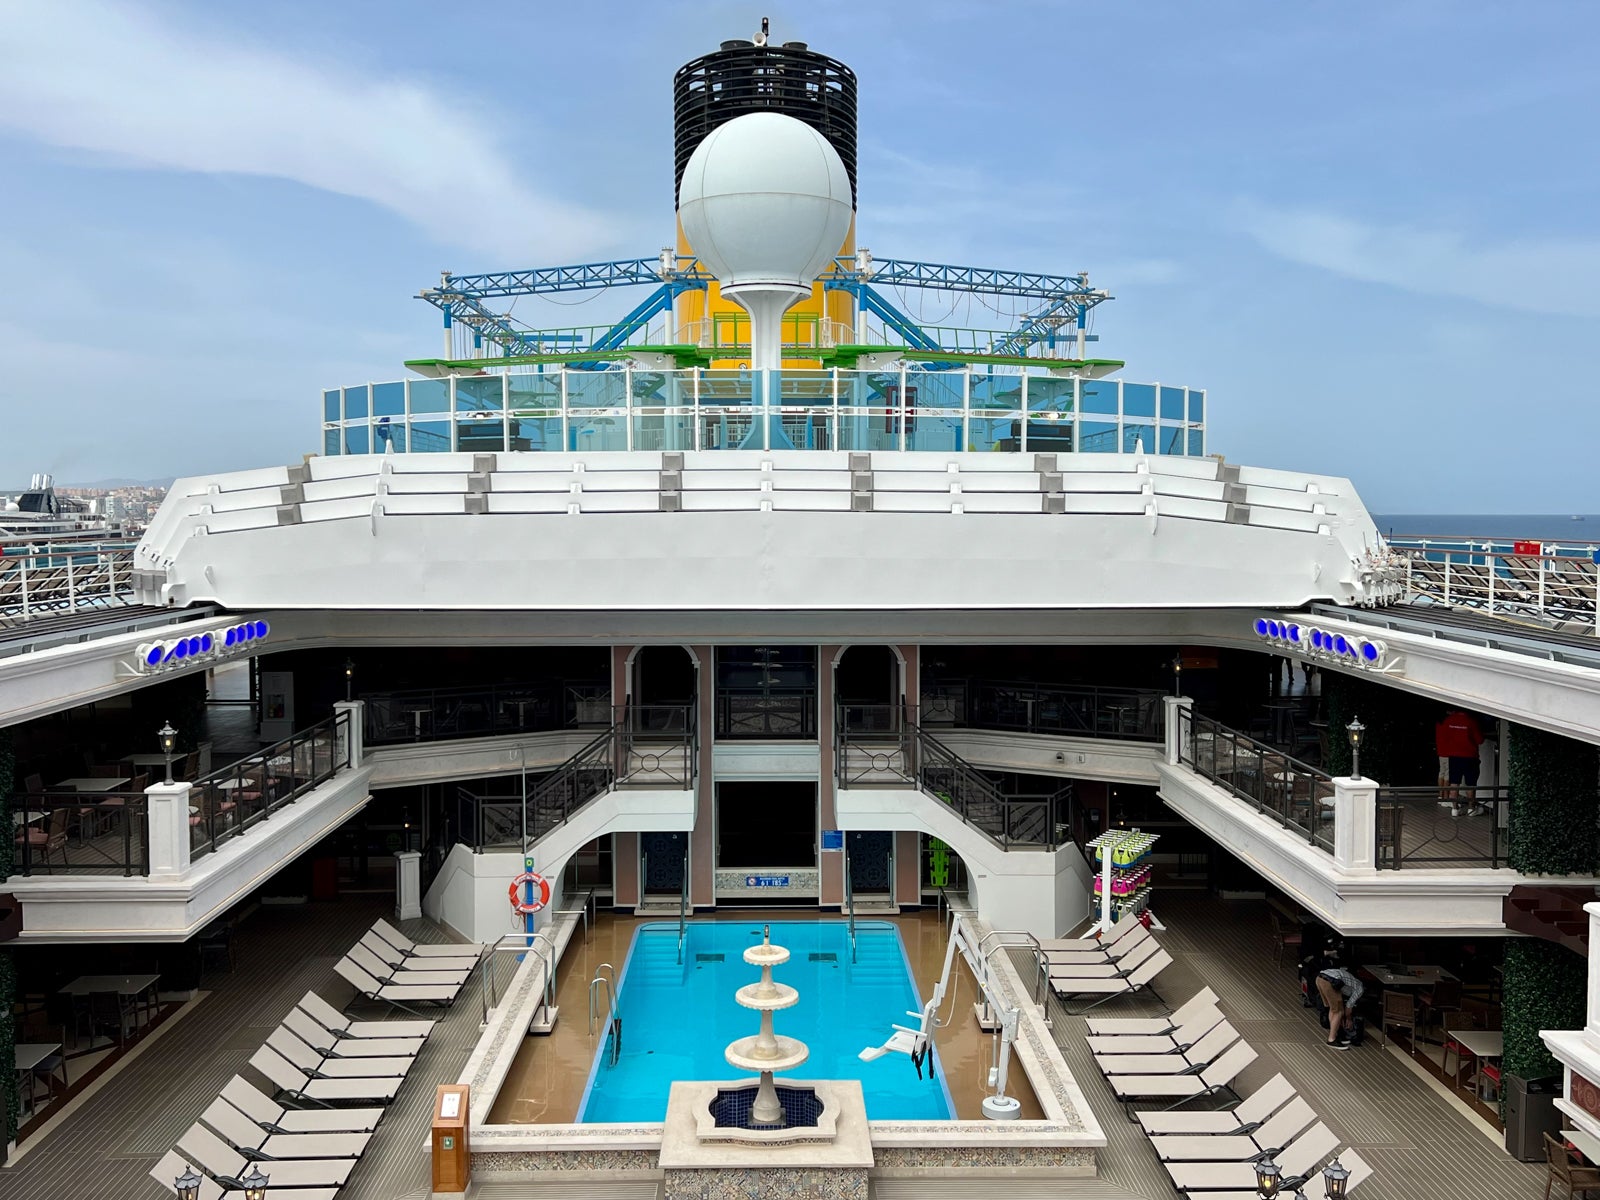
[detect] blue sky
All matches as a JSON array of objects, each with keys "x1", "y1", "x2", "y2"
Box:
[{"x1": 1, "y1": 1, "x2": 1596, "y2": 510}]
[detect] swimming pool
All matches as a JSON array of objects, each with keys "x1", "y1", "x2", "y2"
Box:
[{"x1": 577, "y1": 920, "x2": 955, "y2": 1122}]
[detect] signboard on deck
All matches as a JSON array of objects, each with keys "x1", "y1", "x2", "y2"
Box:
[
  {"x1": 744, "y1": 875, "x2": 791, "y2": 888},
  {"x1": 1513, "y1": 540, "x2": 1542, "y2": 556},
  {"x1": 820, "y1": 830, "x2": 844, "y2": 851}
]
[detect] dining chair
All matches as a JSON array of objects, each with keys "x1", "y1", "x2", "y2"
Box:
[
  {"x1": 31, "y1": 1025, "x2": 70, "y2": 1101},
  {"x1": 88, "y1": 990, "x2": 134, "y2": 1048},
  {"x1": 1544, "y1": 1133, "x2": 1600, "y2": 1200},
  {"x1": 1268, "y1": 909, "x2": 1302, "y2": 968},
  {"x1": 1381, "y1": 990, "x2": 1418, "y2": 1047}
]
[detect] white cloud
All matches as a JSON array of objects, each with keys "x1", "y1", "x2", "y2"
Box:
[
  {"x1": 0, "y1": 1, "x2": 613, "y2": 259},
  {"x1": 1239, "y1": 202, "x2": 1600, "y2": 319}
]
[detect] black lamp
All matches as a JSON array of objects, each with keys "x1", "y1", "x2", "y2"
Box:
[
  {"x1": 1254, "y1": 1153, "x2": 1282, "y2": 1200},
  {"x1": 158, "y1": 720, "x2": 179, "y2": 785},
  {"x1": 174, "y1": 1164, "x2": 202, "y2": 1200},
  {"x1": 240, "y1": 1163, "x2": 270, "y2": 1200},
  {"x1": 344, "y1": 657, "x2": 355, "y2": 703},
  {"x1": 1346, "y1": 716, "x2": 1366, "y2": 781},
  {"x1": 1323, "y1": 1158, "x2": 1350, "y2": 1200}
]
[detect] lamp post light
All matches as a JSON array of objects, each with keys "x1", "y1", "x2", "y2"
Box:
[
  {"x1": 158, "y1": 721, "x2": 179, "y2": 785},
  {"x1": 1346, "y1": 716, "x2": 1366, "y2": 781},
  {"x1": 1171, "y1": 652, "x2": 1184, "y2": 698},
  {"x1": 1254, "y1": 1154, "x2": 1282, "y2": 1200},
  {"x1": 1322, "y1": 1158, "x2": 1350, "y2": 1200},
  {"x1": 344, "y1": 658, "x2": 355, "y2": 703},
  {"x1": 174, "y1": 1164, "x2": 203, "y2": 1200},
  {"x1": 240, "y1": 1163, "x2": 270, "y2": 1200}
]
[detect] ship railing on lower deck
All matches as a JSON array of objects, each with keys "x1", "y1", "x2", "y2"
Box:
[
  {"x1": 917, "y1": 678, "x2": 1165, "y2": 741},
  {"x1": 0, "y1": 540, "x2": 140, "y2": 627},
  {"x1": 1177, "y1": 708, "x2": 1336, "y2": 852},
  {"x1": 1391, "y1": 535, "x2": 1600, "y2": 633},
  {"x1": 1373, "y1": 784, "x2": 1517, "y2": 870},
  {"x1": 11, "y1": 790, "x2": 149, "y2": 877}
]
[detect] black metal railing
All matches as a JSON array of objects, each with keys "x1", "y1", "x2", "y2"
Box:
[
  {"x1": 190, "y1": 710, "x2": 352, "y2": 862},
  {"x1": 12, "y1": 790, "x2": 149, "y2": 876},
  {"x1": 918, "y1": 679, "x2": 1165, "y2": 741},
  {"x1": 715, "y1": 689, "x2": 816, "y2": 739},
  {"x1": 1374, "y1": 784, "x2": 1514, "y2": 869},
  {"x1": 450, "y1": 705, "x2": 697, "y2": 853},
  {"x1": 1178, "y1": 709, "x2": 1335, "y2": 851},
  {"x1": 362, "y1": 681, "x2": 611, "y2": 745}
]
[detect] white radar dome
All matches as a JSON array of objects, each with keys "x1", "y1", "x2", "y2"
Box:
[{"x1": 677, "y1": 111, "x2": 853, "y2": 293}]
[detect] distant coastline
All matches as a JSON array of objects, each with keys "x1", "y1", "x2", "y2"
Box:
[{"x1": 1376, "y1": 514, "x2": 1598, "y2": 542}]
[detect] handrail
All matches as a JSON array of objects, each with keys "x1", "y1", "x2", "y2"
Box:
[
  {"x1": 918, "y1": 677, "x2": 1167, "y2": 741},
  {"x1": 676, "y1": 850, "x2": 690, "y2": 964},
  {"x1": 843, "y1": 840, "x2": 857, "y2": 963},
  {"x1": 589, "y1": 961, "x2": 621, "y2": 1067},
  {"x1": 478, "y1": 929, "x2": 559, "y2": 1026},
  {"x1": 1373, "y1": 784, "x2": 1516, "y2": 869},
  {"x1": 1177, "y1": 709, "x2": 1335, "y2": 849}
]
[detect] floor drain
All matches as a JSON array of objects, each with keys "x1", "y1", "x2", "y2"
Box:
[
  {"x1": 809, "y1": 952, "x2": 838, "y2": 963},
  {"x1": 696, "y1": 953, "x2": 726, "y2": 963}
]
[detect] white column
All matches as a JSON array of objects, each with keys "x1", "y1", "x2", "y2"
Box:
[
  {"x1": 1332, "y1": 777, "x2": 1378, "y2": 872},
  {"x1": 334, "y1": 700, "x2": 365, "y2": 768},
  {"x1": 395, "y1": 850, "x2": 423, "y2": 921},
  {"x1": 1163, "y1": 695, "x2": 1194, "y2": 765},
  {"x1": 146, "y1": 780, "x2": 193, "y2": 879}
]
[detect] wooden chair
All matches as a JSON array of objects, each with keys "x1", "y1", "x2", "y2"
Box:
[
  {"x1": 15, "y1": 807, "x2": 69, "y2": 872},
  {"x1": 1544, "y1": 1133, "x2": 1600, "y2": 1200},
  {"x1": 1268, "y1": 909, "x2": 1302, "y2": 967},
  {"x1": 1381, "y1": 990, "x2": 1417, "y2": 1047}
]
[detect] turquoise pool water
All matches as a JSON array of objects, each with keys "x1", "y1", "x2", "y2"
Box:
[{"x1": 577, "y1": 920, "x2": 955, "y2": 1122}]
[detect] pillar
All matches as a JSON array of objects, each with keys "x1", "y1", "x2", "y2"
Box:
[
  {"x1": 691, "y1": 644, "x2": 715, "y2": 909},
  {"x1": 146, "y1": 780, "x2": 194, "y2": 879},
  {"x1": 1163, "y1": 694, "x2": 1193, "y2": 764},
  {"x1": 333, "y1": 699, "x2": 365, "y2": 768},
  {"x1": 395, "y1": 850, "x2": 422, "y2": 920},
  {"x1": 1331, "y1": 777, "x2": 1377, "y2": 872},
  {"x1": 818, "y1": 644, "x2": 844, "y2": 908}
]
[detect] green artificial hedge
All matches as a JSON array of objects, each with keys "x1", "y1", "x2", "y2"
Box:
[
  {"x1": 1502, "y1": 937, "x2": 1587, "y2": 1084},
  {"x1": 1321, "y1": 672, "x2": 1410, "y2": 781},
  {"x1": 1507, "y1": 723, "x2": 1600, "y2": 876},
  {"x1": 1, "y1": 727, "x2": 14, "y2": 1147}
]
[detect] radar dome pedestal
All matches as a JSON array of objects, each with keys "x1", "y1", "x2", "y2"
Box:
[{"x1": 677, "y1": 111, "x2": 853, "y2": 371}]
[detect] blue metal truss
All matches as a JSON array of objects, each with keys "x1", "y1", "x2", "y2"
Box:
[{"x1": 846, "y1": 283, "x2": 942, "y2": 352}]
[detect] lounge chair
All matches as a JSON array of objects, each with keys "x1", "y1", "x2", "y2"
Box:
[
  {"x1": 175, "y1": 1124, "x2": 356, "y2": 1190},
  {"x1": 1147, "y1": 1094, "x2": 1316, "y2": 1161},
  {"x1": 1094, "y1": 1021, "x2": 1239, "y2": 1076},
  {"x1": 358, "y1": 930, "x2": 478, "y2": 972},
  {"x1": 1048, "y1": 934, "x2": 1162, "y2": 979},
  {"x1": 372, "y1": 917, "x2": 486, "y2": 959},
  {"x1": 1087, "y1": 1003, "x2": 1226, "y2": 1056},
  {"x1": 1201, "y1": 1149, "x2": 1366, "y2": 1200},
  {"x1": 1136, "y1": 1072, "x2": 1295, "y2": 1136},
  {"x1": 1043, "y1": 922, "x2": 1155, "y2": 966},
  {"x1": 1104, "y1": 1039, "x2": 1258, "y2": 1119},
  {"x1": 1087, "y1": 986, "x2": 1219, "y2": 1037},
  {"x1": 346, "y1": 944, "x2": 472, "y2": 987},
  {"x1": 150, "y1": 1149, "x2": 339, "y2": 1200},
  {"x1": 333, "y1": 958, "x2": 464, "y2": 1013},
  {"x1": 248, "y1": 1045, "x2": 403, "y2": 1107},
  {"x1": 1049, "y1": 948, "x2": 1172, "y2": 1014},
  {"x1": 296, "y1": 990, "x2": 435, "y2": 1039},
  {"x1": 1038, "y1": 911, "x2": 1144, "y2": 953},
  {"x1": 265, "y1": 1027, "x2": 415, "y2": 1080},
  {"x1": 221, "y1": 1075, "x2": 384, "y2": 1134},
  {"x1": 1164, "y1": 1121, "x2": 1339, "y2": 1194},
  {"x1": 284, "y1": 1008, "x2": 425, "y2": 1059},
  {"x1": 200, "y1": 1098, "x2": 371, "y2": 1160}
]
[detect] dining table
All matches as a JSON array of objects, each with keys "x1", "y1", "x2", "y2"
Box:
[
  {"x1": 12, "y1": 810, "x2": 47, "y2": 827},
  {"x1": 1446, "y1": 1027, "x2": 1503, "y2": 1098},
  {"x1": 52, "y1": 776, "x2": 132, "y2": 792},
  {"x1": 1362, "y1": 963, "x2": 1457, "y2": 987},
  {"x1": 58, "y1": 973, "x2": 161, "y2": 1026},
  {"x1": 14, "y1": 1042, "x2": 63, "y2": 1113},
  {"x1": 119, "y1": 753, "x2": 172, "y2": 768}
]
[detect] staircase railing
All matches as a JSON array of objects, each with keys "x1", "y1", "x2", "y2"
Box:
[{"x1": 676, "y1": 849, "x2": 690, "y2": 964}]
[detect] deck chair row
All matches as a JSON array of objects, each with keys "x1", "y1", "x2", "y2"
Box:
[{"x1": 1042, "y1": 916, "x2": 1172, "y2": 1014}]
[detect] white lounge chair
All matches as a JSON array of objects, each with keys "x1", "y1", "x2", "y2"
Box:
[
  {"x1": 150, "y1": 1149, "x2": 339, "y2": 1200},
  {"x1": 334, "y1": 958, "x2": 463, "y2": 1013},
  {"x1": 1104, "y1": 1039, "x2": 1258, "y2": 1119},
  {"x1": 1044, "y1": 923, "x2": 1155, "y2": 965},
  {"x1": 176, "y1": 1124, "x2": 356, "y2": 1190},
  {"x1": 1164, "y1": 1120, "x2": 1338, "y2": 1194},
  {"x1": 1136, "y1": 1072, "x2": 1296, "y2": 1136},
  {"x1": 1049, "y1": 948, "x2": 1172, "y2": 1014},
  {"x1": 221, "y1": 1075, "x2": 384, "y2": 1134},
  {"x1": 1087, "y1": 987, "x2": 1219, "y2": 1036},
  {"x1": 1039, "y1": 911, "x2": 1144, "y2": 953},
  {"x1": 372, "y1": 916, "x2": 486, "y2": 959},
  {"x1": 346, "y1": 943, "x2": 472, "y2": 987},
  {"x1": 284, "y1": 1008, "x2": 425, "y2": 1059},
  {"x1": 1087, "y1": 1003, "x2": 1226, "y2": 1056},
  {"x1": 200, "y1": 1098, "x2": 371, "y2": 1160},
  {"x1": 1048, "y1": 935, "x2": 1163, "y2": 979},
  {"x1": 266, "y1": 1027, "x2": 415, "y2": 1080},
  {"x1": 1147, "y1": 1095, "x2": 1317, "y2": 1162},
  {"x1": 1199, "y1": 1149, "x2": 1367, "y2": 1200},
  {"x1": 358, "y1": 930, "x2": 479, "y2": 972},
  {"x1": 297, "y1": 990, "x2": 436, "y2": 1039},
  {"x1": 1093, "y1": 1022, "x2": 1239, "y2": 1076},
  {"x1": 249, "y1": 1045, "x2": 403, "y2": 1107}
]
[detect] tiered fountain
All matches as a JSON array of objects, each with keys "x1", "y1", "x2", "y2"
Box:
[{"x1": 723, "y1": 923, "x2": 810, "y2": 1126}]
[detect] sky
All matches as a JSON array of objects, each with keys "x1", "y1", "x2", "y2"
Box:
[{"x1": 1, "y1": 0, "x2": 1597, "y2": 510}]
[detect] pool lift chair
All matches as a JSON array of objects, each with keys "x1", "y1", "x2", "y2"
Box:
[{"x1": 858, "y1": 913, "x2": 1024, "y2": 1121}]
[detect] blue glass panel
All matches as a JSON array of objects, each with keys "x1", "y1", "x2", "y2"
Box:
[
  {"x1": 1124, "y1": 383, "x2": 1156, "y2": 418},
  {"x1": 409, "y1": 379, "x2": 449, "y2": 413},
  {"x1": 837, "y1": 371, "x2": 897, "y2": 410},
  {"x1": 510, "y1": 413, "x2": 561, "y2": 452},
  {"x1": 1188, "y1": 390, "x2": 1205, "y2": 422},
  {"x1": 507, "y1": 372, "x2": 563, "y2": 412},
  {"x1": 343, "y1": 425, "x2": 369, "y2": 454},
  {"x1": 411, "y1": 420, "x2": 450, "y2": 451},
  {"x1": 631, "y1": 412, "x2": 696, "y2": 451},
  {"x1": 1188, "y1": 428, "x2": 1205, "y2": 455},
  {"x1": 1080, "y1": 420, "x2": 1117, "y2": 452},
  {"x1": 569, "y1": 414, "x2": 627, "y2": 451},
  {"x1": 1026, "y1": 414, "x2": 1074, "y2": 453},
  {"x1": 778, "y1": 410, "x2": 833, "y2": 450},
  {"x1": 373, "y1": 381, "x2": 405, "y2": 417},
  {"x1": 968, "y1": 373, "x2": 1023, "y2": 412},
  {"x1": 777, "y1": 370, "x2": 833, "y2": 407},
  {"x1": 1027, "y1": 377, "x2": 1075, "y2": 413},
  {"x1": 457, "y1": 418, "x2": 505, "y2": 452},
  {"x1": 323, "y1": 427, "x2": 340, "y2": 455},
  {"x1": 373, "y1": 417, "x2": 405, "y2": 452},
  {"x1": 966, "y1": 416, "x2": 1015, "y2": 452},
  {"x1": 566, "y1": 370, "x2": 630, "y2": 410},
  {"x1": 1160, "y1": 386, "x2": 1185, "y2": 420},
  {"x1": 698, "y1": 409, "x2": 755, "y2": 450},
  {"x1": 342, "y1": 385, "x2": 369, "y2": 420},
  {"x1": 455, "y1": 376, "x2": 504, "y2": 412},
  {"x1": 1123, "y1": 423, "x2": 1155, "y2": 452},
  {"x1": 1081, "y1": 380, "x2": 1118, "y2": 415},
  {"x1": 837, "y1": 412, "x2": 899, "y2": 452},
  {"x1": 905, "y1": 414, "x2": 962, "y2": 452},
  {"x1": 906, "y1": 370, "x2": 964, "y2": 410},
  {"x1": 1159, "y1": 426, "x2": 1184, "y2": 454},
  {"x1": 323, "y1": 390, "x2": 340, "y2": 422}
]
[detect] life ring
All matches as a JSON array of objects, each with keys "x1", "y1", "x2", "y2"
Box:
[{"x1": 508, "y1": 870, "x2": 551, "y2": 915}]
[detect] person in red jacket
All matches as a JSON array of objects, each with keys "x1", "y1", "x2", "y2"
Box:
[{"x1": 1436, "y1": 708, "x2": 1485, "y2": 816}]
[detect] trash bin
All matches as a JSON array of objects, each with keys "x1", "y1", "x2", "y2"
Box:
[{"x1": 1504, "y1": 1073, "x2": 1562, "y2": 1161}]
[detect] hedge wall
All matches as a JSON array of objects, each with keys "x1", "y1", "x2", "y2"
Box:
[
  {"x1": 1507, "y1": 723, "x2": 1600, "y2": 876},
  {"x1": 1502, "y1": 937, "x2": 1587, "y2": 1083},
  {"x1": 1321, "y1": 672, "x2": 1429, "y2": 781}
]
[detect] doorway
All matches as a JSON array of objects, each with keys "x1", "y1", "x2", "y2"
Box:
[
  {"x1": 847, "y1": 830, "x2": 894, "y2": 899},
  {"x1": 640, "y1": 830, "x2": 687, "y2": 898},
  {"x1": 633, "y1": 646, "x2": 695, "y2": 731},
  {"x1": 717, "y1": 781, "x2": 817, "y2": 868}
]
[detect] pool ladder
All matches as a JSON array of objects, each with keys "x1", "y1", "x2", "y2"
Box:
[{"x1": 589, "y1": 963, "x2": 621, "y2": 1067}]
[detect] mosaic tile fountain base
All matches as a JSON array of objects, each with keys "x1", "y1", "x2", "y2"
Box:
[{"x1": 663, "y1": 1166, "x2": 867, "y2": 1200}]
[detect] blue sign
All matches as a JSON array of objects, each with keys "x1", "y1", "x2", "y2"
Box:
[
  {"x1": 1592, "y1": 550, "x2": 1600, "y2": 566},
  {"x1": 744, "y1": 875, "x2": 791, "y2": 888},
  {"x1": 820, "y1": 830, "x2": 844, "y2": 851}
]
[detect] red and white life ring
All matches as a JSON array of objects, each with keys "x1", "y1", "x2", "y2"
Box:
[{"x1": 508, "y1": 870, "x2": 551, "y2": 915}]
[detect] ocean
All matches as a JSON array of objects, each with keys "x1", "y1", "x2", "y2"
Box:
[{"x1": 1374, "y1": 515, "x2": 1600, "y2": 544}]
